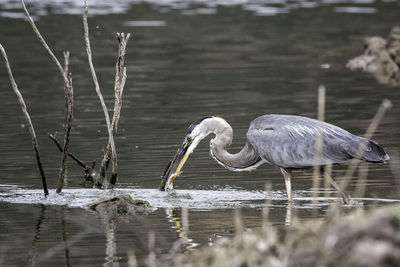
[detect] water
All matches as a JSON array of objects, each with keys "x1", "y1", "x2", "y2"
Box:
[{"x1": 0, "y1": 0, "x2": 400, "y2": 266}]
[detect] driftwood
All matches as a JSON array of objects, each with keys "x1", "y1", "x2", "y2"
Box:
[
  {"x1": 20, "y1": 0, "x2": 74, "y2": 194},
  {"x1": 0, "y1": 44, "x2": 48, "y2": 196}
]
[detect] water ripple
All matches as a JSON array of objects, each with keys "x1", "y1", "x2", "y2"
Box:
[{"x1": 0, "y1": 0, "x2": 387, "y2": 18}]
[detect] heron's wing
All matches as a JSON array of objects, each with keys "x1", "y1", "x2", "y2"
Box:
[{"x1": 246, "y1": 115, "x2": 357, "y2": 168}]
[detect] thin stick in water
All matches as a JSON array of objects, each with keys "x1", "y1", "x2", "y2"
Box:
[
  {"x1": 99, "y1": 33, "x2": 130, "y2": 188},
  {"x1": 83, "y1": 0, "x2": 117, "y2": 188},
  {"x1": 57, "y1": 51, "x2": 74, "y2": 193},
  {"x1": 20, "y1": 0, "x2": 74, "y2": 193},
  {"x1": 0, "y1": 44, "x2": 48, "y2": 196}
]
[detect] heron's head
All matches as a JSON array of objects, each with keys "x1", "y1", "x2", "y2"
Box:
[{"x1": 159, "y1": 117, "x2": 214, "y2": 190}]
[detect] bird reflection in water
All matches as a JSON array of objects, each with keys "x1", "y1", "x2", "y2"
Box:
[{"x1": 165, "y1": 208, "x2": 198, "y2": 251}]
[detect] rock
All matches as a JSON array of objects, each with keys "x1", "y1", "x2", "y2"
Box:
[
  {"x1": 88, "y1": 194, "x2": 152, "y2": 216},
  {"x1": 347, "y1": 26, "x2": 400, "y2": 86}
]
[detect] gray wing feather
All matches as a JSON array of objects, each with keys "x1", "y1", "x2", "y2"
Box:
[{"x1": 246, "y1": 115, "x2": 363, "y2": 168}]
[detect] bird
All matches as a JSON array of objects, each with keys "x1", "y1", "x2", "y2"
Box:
[{"x1": 159, "y1": 115, "x2": 390, "y2": 202}]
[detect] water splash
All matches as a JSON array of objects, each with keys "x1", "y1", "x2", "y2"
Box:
[{"x1": 1, "y1": 184, "x2": 399, "y2": 210}]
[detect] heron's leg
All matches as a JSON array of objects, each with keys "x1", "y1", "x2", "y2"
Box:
[
  {"x1": 280, "y1": 168, "x2": 292, "y2": 202},
  {"x1": 324, "y1": 171, "x2": 351, "y2": 204}
]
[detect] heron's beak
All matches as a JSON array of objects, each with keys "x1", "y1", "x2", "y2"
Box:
[{"x1": 159, "y1": 138, "x2": 193, "y2": 190}]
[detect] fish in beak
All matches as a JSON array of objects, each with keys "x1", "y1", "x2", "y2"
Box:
[
  {"x1": 159, "y1": 117, "x2": 212, "y2": 191},
  {"x1": 159, "y1": 137, "x2": 193, "y2": 190}
]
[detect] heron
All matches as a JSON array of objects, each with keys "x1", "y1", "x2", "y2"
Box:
[{"x1": 159, "y1": 115, "x2": 389, "y2": 202}]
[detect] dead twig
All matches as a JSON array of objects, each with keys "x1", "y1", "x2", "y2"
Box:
[
  {"x1": 98, "y1": 33, "x2": 130, "y2": 188},
  {"x1": 48, "y1": 133, "x2": 96, "y2": 184},
  {"x1": 57, "y1": 51, "x2": 74, "y2": 193},
  {"x1": 0, "y1": 44, "x2": 48, "y2": 196},
  {"x1": 20, "y1": 0, "x2": 74, "y2": 194},
  {"x1": 83, "y1": 0, "x2": 117, "y2": 188}
]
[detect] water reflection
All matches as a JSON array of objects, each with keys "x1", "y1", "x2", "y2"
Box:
[
  {"x1": 28, "y1": 205, "x2": 46, "y2": 266},
  {"x1": 165, "y1": 208, "x2": 198, "y2": 250},
  {"x1": 285, "y1": 203, "x2": 292, "y2": 226},
  {"x1": 59, "y1": 206, "x2": 72, "y2": 267},
  {"x1": 104, "y1": 219, "x2": 118, "y2": 267}
]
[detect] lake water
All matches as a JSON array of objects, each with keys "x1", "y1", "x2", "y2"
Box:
[{"x1": 0, "y1": 0, "x2": 399, "y2": 266}]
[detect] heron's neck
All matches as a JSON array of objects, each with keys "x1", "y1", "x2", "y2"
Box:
[{"x1": 206, "y1": 118, "x2": 260, "y2": 171}]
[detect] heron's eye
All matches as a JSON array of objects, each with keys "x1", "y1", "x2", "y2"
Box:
[{"x1": 187, "y1": 136, "x2": 192, "y2": 142}]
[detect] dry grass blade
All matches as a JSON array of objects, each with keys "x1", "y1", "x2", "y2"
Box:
[
  {"x1": 262, "y1": 182, "x2": 272, "y2": 229},
  {"x1": 146, "y1": 231, "x2": 157, "y2": 267},
  {"x1": 354, "y1": 164, "x2": 369, "y2": 198},
  {"x1": 339, "y1": 99, "x2": 392, "y2": 193},
  {"x1": 312, "y1": 85, "x2": 325, "y2": 207},
  {"x1": 83, "y1": 0, "x2": 117, "y2": 188},
  {"x1": 323, "y1": 163, "x2": 332, "y2": 199},
  {"x1": 127, "y1": 249, "x2": 138, "y2": 267},
  {"x1": 234, "y1": 209, "x2": 243, "y2": 245},
  {"x1": 0, "y1": 44, "x2": 48, "y2": 196}
]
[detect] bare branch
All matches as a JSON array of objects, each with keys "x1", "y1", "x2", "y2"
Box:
[
  {"x1": 0, "y1": 43, "x2": 48, "y2": 196},
  {"x1": 20, "y1": 0, "x2": 69, "y2": 86},
  {"x1": 20, "y1": 0, "x2": 74, "y2": 193},
  {"x1": 48, "y1": 133, "x2": 96, "y2": 186},
  {"x1": 48, "y1": 133, "x2": 85, "y2": 169},
  {"x1": 83, "y1": 0, "x2": 117, "y2": 188},
  {"x1": 98, "y1": 33, "x2": 130, "y2": 188},
  {"x1": 57, "y1": 53, "x2": 74, "y2": 193}
]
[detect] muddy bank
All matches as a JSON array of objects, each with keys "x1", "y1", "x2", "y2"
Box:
[
  {"x1": 347, "y1": 26, "x2": 400, "y2": 86},
  {"x1": 171, "y1": 205, "x2": 400, "y2": 267}
]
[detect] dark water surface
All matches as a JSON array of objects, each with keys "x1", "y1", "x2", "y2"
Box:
[{"x1": 0, "y1": 0, "x2": 399, "y2": 266}]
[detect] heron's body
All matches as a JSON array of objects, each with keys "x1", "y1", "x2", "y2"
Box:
[{"x1": 160, "y1": 115, "x2": 389, "y2": 202}]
